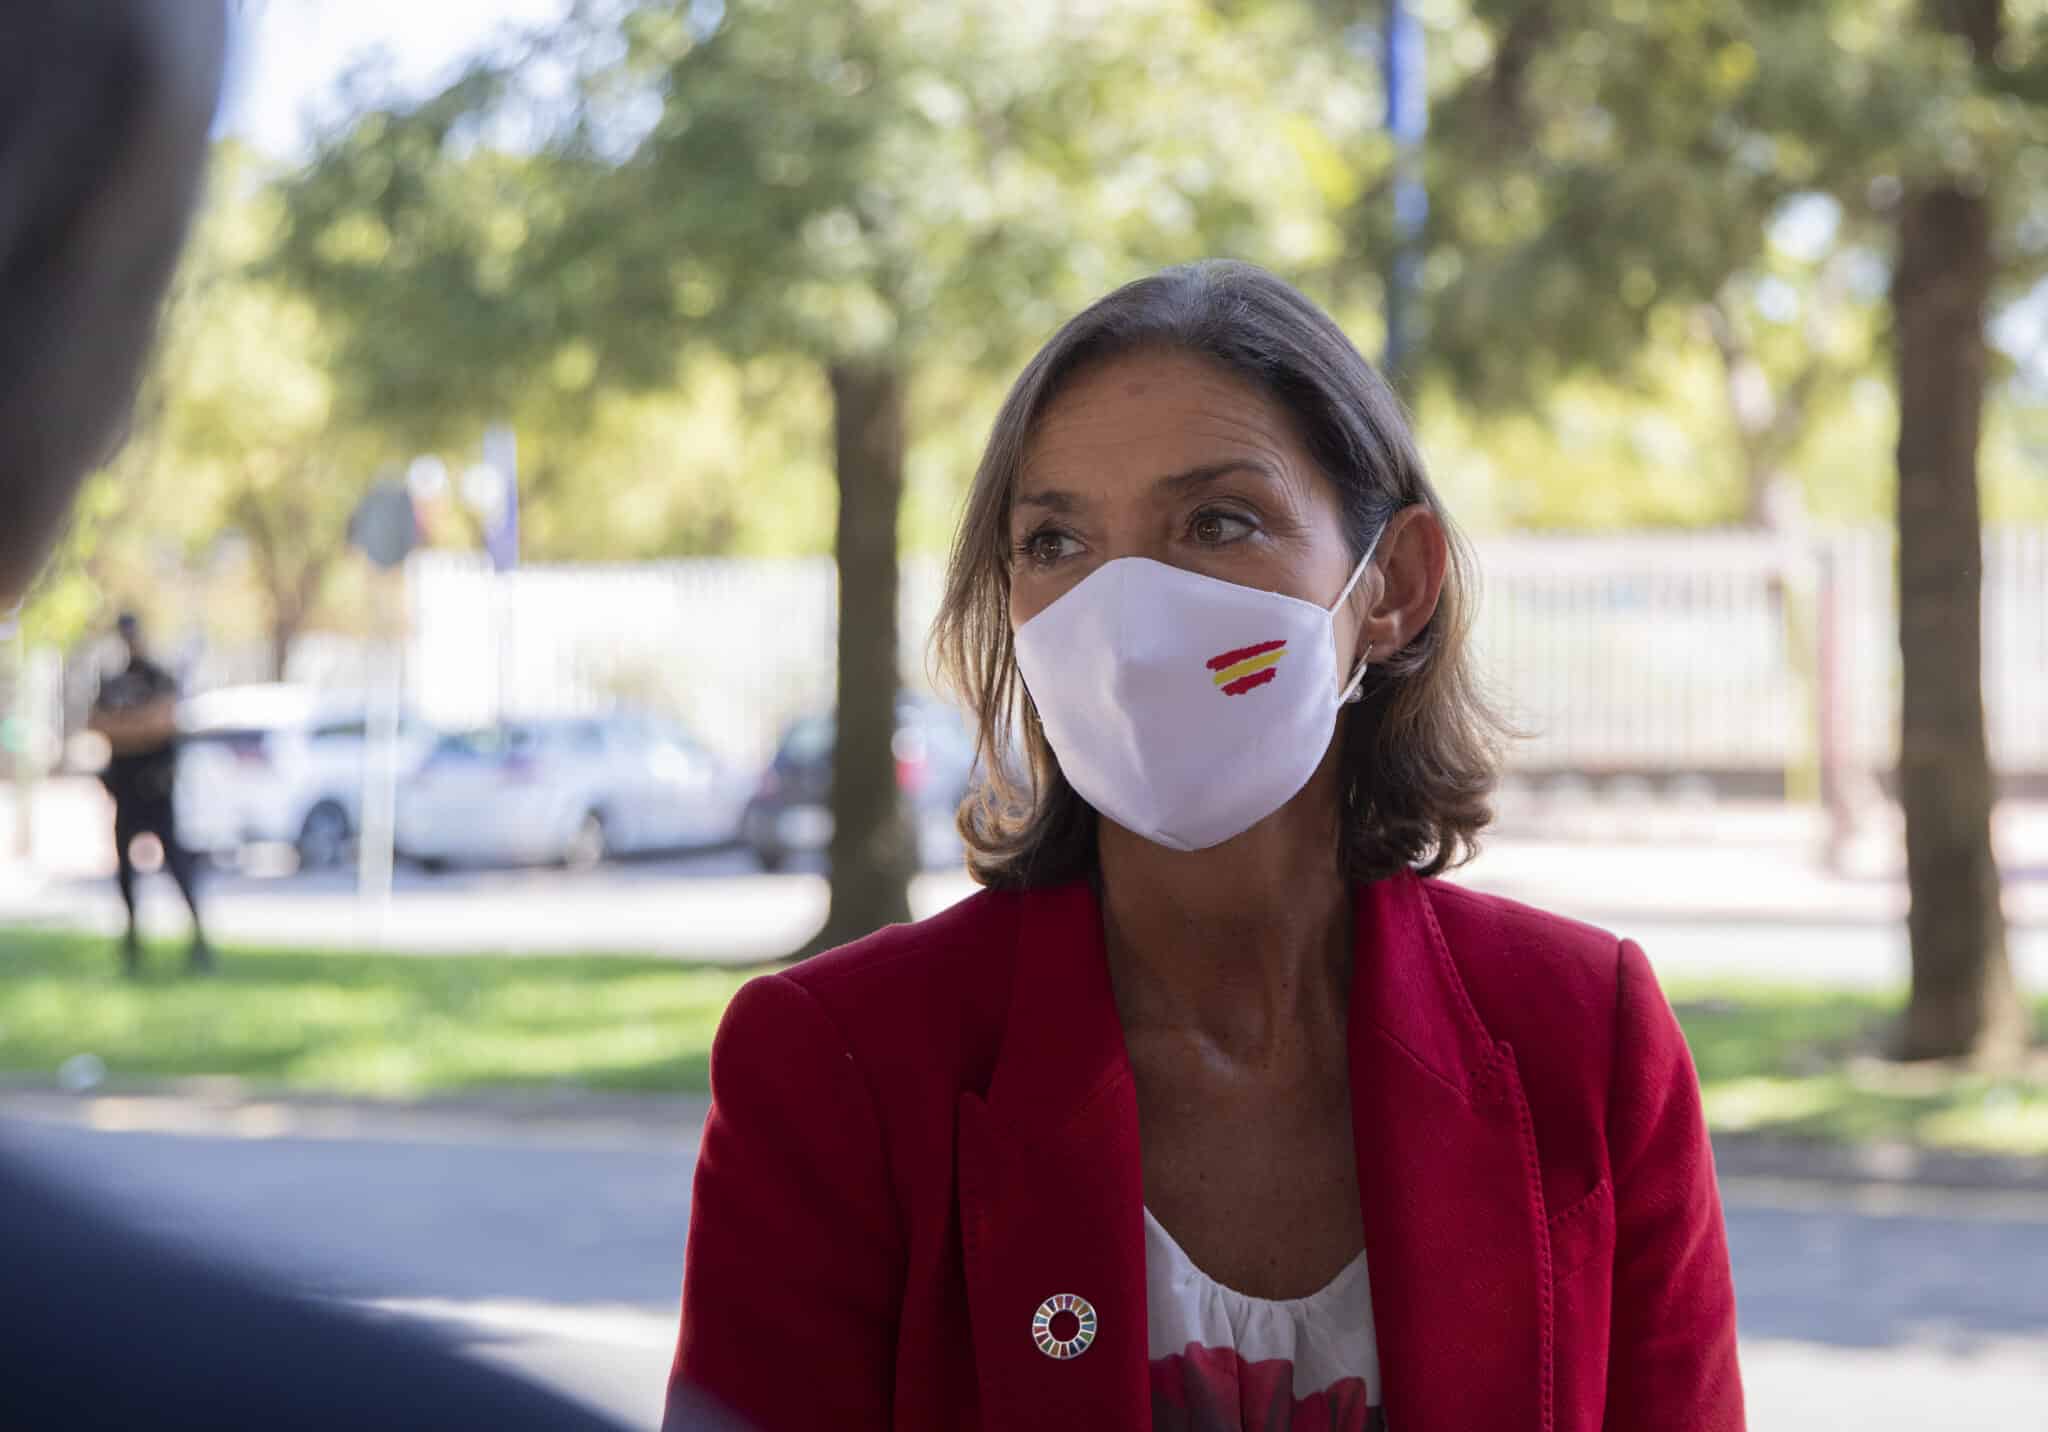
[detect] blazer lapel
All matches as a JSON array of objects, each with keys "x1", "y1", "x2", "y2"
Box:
[
  {"x1": 956, "y1": 873, "x2": 1551, "y2": 1432},
  {"x1": 1350, "y1": 871, "x2": 1552, "y2": 1432},
  {"x1": 957, "y1": 881, "x2": 1150, "y2": 1431}
]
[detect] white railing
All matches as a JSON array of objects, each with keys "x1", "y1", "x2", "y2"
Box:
[
  {"x1": 1470, "y1": 534, "x2": 1804, "y2": 773},
  {"x1": 1469, "y1": 526, "x2": 2046, "y2": 779}
]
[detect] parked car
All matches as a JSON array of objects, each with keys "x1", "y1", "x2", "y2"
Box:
[
  {"x1": 175, "y1": 684, "x2": 436, "y2": 870},
  {"x1": 739, "y1": 695, "x2": 983, "y2": 872},
  {"x1": 396, "y1": 714, "x2": 748, "y2": 871}
]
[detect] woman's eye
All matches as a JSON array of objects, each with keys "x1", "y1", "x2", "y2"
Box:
[
  {"x1": 1019, "y1": 529, "x2": 1077, "y2": 566},
  {"x1": 1191, "y1": 509, "x2": 1255, "y2": 545}
]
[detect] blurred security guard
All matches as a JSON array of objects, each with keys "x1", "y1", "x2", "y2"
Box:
[{"x1": 90, "y1": 611, "x2": 211, "y2": 973}]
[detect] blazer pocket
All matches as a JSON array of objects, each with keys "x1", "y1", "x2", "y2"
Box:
[{"x1": 1546, "y1": 1177, "x2": 1614, "y2": 1285}]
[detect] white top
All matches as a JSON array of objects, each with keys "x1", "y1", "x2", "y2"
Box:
[{"x1": 1144, "y1": 1207, "x2": 1384, "y2": 1430}]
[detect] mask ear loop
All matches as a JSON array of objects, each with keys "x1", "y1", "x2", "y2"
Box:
[
  {"x1": 1339, "y1": 641, "x2": 1374, "y2": 705},
  {"x1": 1331, "y1": 520, "x2": 1388, "y2": 705}
]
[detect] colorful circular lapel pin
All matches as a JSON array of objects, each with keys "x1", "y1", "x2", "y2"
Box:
[{"x1": 1031, "y1": 1293, "x2": 1097, "y2": 1360}]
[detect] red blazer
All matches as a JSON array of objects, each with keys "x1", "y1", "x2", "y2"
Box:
[{"x1": 670, "y1": 871, "x2": 1744, "y2": 1431}]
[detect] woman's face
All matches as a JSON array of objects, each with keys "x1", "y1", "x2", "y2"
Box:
[{"x1": 1008, "y1": 349, "x2": 1367, "y2": 657}]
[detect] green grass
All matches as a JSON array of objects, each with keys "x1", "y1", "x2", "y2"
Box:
[
  {"x1": 0, "y1": 929, "x2": 759, "y2": 1098},
  {"x1": 1666, "y1": 979, "x2": 2048, "y2": 1158},
  {"x1": 2, "y1": 929, "x2": 2044, "y2": 1155}
]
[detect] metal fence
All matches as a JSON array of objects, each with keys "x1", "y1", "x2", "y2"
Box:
[
  {"x1": 403, "y1": 554, "x2": 947, "y2": 770},
  {"x1": 1471, "y1": 526, "x2": 2045, "y2": 781},
  {"x1": 1470, "y1": 534, "x2": 1804, "y2": 776},
  {"x1": 24, "y1": 528, "x2": 2032, "y2": 786},
  {"x1": 390, "y1": 527, "x2": 2045, "y2": 784}
]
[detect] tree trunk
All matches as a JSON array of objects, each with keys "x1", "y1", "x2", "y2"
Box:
[
  {"x1": 802, "y1": 359, "x2": 916, "y2": 956},
  {"x1": 1745, "y1": 463, "x2": 1805, "y2": 534},
  {"x1": 1890, "y1": 179, "x2": 2023, "y2": 1061},
  {"x1": 1699, "y1": 298, "x2": 1809, "y2": 535},
  {"x1": 268, "y1": 607, "x2": 299, "y2": 682}
]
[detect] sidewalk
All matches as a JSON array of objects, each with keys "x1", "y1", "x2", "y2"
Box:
[
  {"x1": 5, "y1": 779, "x2": 2046, "y2": 948},
  {"x1": 1454, "y1": 837, "x2": 2048, "y2": 928},
  {"x1": 0, "y1": 1079, "x2": 711, "y2": 1152},
  {"x1": 1456, "y1": 795, "x2": 2048, "y2": 927}
]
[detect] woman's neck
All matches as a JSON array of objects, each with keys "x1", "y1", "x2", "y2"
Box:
[{"x1": 1095, "y1": 762, "x2": 1354, "y2": 1060}]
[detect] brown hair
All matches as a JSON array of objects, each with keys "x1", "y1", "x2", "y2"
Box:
[{"x1": 931, "y1": 260, "x2": 1507, "y2": 890}]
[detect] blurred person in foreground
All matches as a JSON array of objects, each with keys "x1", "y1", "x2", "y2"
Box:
[
  {"x1": 89, "y1": 610, "x2": 211, "y2": 974},
  {"x1": 0, "y1": 3, "x2": 731, "y2": 1427},
  {"x1": 672, "y1": 263, "x2": 1744, "y2": 1431}
]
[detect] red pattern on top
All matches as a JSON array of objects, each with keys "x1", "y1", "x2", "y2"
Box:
[
  {"x1": 1151, "y1": 1344, "x2": 1381, "y2": 1432},
  {"x1": 1206, "y1": 639, "x2": 1287, "y2": 671}
]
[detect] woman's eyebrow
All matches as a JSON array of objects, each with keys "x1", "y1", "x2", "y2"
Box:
[
  {"x1": 1013, "y1": 460, "x2": 1279, "y2": 520},
  {"x1": 1013, "y1": 487, "x2": 1081, "y2": 515},
  {"x1": 1155, "y1": 459, "x2": 1280, "y2": 495}
]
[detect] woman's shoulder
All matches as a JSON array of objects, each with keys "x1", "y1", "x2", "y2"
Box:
[
  {"x1": 782, "y1": 884, "x2": 1031, "y2": 1006},
  {"x1": 1415, "y1": 874, "x2": 1630, "y2": 991},
  {"x1": 1409, "y1": 873, "x2": 1689, "y2": 1112},
  {"x1": 1410, "y1": 874, "x2": 1650, "y2": 1063},
  {"x1": 725, "y1": 885, "x2": 1035, "y2": 1093}
]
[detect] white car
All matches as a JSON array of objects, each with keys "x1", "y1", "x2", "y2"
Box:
[
  {"x1": 175, "y1": 684, "x2": 437, "y2": 869},
  {"x1": 395, "y1": 714, "x2": 749, "y2": 871}
]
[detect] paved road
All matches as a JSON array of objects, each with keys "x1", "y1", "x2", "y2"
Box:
[
  {"x1": 10, "y1": 775, "x2": 2048, "y2": 978},
  {"x1": 12, "y1": 840, "x2": 2048, "y2": 989},
  {"x1": 4, "y1": 1110, "x2": 2044, "y2": 1430},
  {"x1": 7, "y1": 847, "x2": 978, "y2": 963}
]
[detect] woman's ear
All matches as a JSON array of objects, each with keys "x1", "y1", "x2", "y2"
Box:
[{"x1": 1358, "y1": 505, "x2": 1448, "y2": 662}]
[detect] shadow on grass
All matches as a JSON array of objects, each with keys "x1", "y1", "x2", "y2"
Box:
[
  {"x1": 1671, "y1": 982, "x2": 2048, "y2": 1156},
  {"x1": 1672, "y1": 987, "x2": 1886, "y2": 1080}
]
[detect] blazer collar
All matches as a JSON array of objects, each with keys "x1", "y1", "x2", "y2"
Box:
[
  {"x1": 1349, "y1": 865, "x2": 1503, "y2": 1094},
  {"x1": 981, "y1": 879, "x2": 1135, "y2": 1142},
  {"x1": 1348, "y1": 871, "x2": 1553, "y2": 1432},
  {"x1": 958, "y1": 872, "x2": 1551, "y2": 1432},
  {"x1": 957, "y1": 879, "x2": 1149, "y2": 1427}
]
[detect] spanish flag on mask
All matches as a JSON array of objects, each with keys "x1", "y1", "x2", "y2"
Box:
[{"x1": 1207, "y1": 639, "x2": 1287, "y2": 696}]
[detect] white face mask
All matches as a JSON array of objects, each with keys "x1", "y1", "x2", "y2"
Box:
[{"x1": 1013, "y1": 525, "x2": 1384, "y2": 852}]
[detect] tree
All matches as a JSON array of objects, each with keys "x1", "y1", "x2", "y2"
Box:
[
  {"x1": 159, "y1": 152, "x2": 403, "y2": 679},
  {"x1": 15, "y1": 145, "x2": 378, "y2": 669},
  {"x1": 512, "y1": 360, "x2": 838, "y2": 562},
  {"x1": 173, "y1": 188, "x2": 380, "y2": 677},
  {"x1": 271, "y1": 0, "x2": 1369, "y2": 952},
  {"x1": 1393, "y1": 2, "x2": 1897, "y2": 532},
  {"x1": 1889, "y1": 0, "x2": 2030, "y2": 1060},
  {"x1": 1694, "y1": 236, "x2": 1871, "y2": 533},
  {"x1": 1369, "y1": 0, "x2": 2045, "y2": 1059}
]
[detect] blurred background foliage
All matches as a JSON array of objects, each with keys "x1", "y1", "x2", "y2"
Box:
[{"x1": 14, "y1": 0, "x2": 2047, "y2": 644}]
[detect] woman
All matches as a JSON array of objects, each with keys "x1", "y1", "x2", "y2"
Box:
[{"x1": 669, "y1": 262, "x2": 1743, "y2": 1431}]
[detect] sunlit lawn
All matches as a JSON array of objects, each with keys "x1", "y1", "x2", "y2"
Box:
[
  {"x1": 0, "y1": 929, "x2": 756, "y2": 1099},
  {"x1": 2, "y1": 929, "x2": 2044, "y2": 1155}
]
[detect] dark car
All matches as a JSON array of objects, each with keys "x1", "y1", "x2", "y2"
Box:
[{"x1": 740, "y1": 695, "x2": 982, "y2": 871}]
